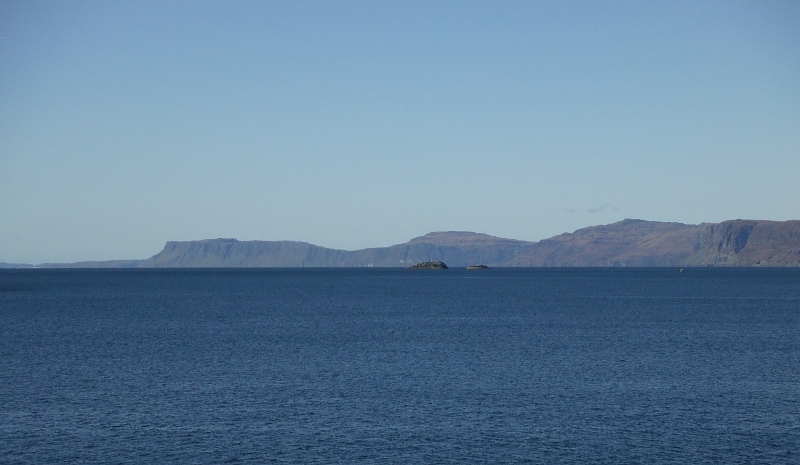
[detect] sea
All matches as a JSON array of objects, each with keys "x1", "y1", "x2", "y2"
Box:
[{"x1": 1, "y1": 268, "x2": 798, "y2": 464}]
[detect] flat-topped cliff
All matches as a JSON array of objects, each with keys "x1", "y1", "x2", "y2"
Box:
[
  {"x1": 21, "y1": 219, "x2": 800, "y2": 268},
  {"x1": 136, "y1": 220, "x2": 800, "y2": 268}
]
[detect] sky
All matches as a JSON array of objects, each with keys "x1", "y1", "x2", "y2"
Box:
[{"x1": 1, "y1": 0, "x2": 799, "y2": 263}]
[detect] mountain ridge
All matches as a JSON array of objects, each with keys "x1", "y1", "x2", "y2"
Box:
[{"x1": 16, "y1": 219, "x2": 800, "y2": 268}]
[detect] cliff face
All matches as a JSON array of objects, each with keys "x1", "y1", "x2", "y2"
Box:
[
  {"x1": 142, "y1": 238, "x2": 349, "y2": 267},
  {"x1": 140, "y1": 233, "x2": 528, "y2": 268},
  {"x1": 687, "y1": 220, "x2": 800, "y2": 266},
  {"x1": 25, "y1": 219, "x2": 800, "y2": 268},
  {"x1": 736, "y1": 220, "x2": 800, "y2": 266},
  {"x1": 137, "y1": 219, "x2": 800, "y2": 268}
]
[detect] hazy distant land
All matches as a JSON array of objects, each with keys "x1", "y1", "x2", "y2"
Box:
[{"x1": 10, "y1": 219, "x2": 800, "y2": 268}]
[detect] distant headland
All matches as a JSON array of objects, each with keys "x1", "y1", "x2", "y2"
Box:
[{"x1": 6, "y1": 219, "x2": 800, "y2": 268}]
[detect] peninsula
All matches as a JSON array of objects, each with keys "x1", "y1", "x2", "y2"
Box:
[{"x1": 15, "y1": 219, "x2": 800, "y2": 268}]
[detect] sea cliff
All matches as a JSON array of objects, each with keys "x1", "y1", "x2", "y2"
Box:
[{"x1": 22, "y1": 219, "x2": 800, "y2": 268}]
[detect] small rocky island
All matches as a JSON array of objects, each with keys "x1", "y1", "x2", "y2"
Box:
[
  {"x1": 408, "y1": 261, "x2": 449, "y2": 269},
  {"x1": 466, "y1": 264, "x2": 490, "y2": 270}
]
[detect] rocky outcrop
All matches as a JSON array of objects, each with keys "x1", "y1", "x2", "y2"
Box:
[{"x1": 408, "y1": 261, "x2": 449, "y2": 269}]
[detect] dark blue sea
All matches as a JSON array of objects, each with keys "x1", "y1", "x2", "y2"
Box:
[{"x1": 1, "y1": 268, "x2": 799, "y2": 464}]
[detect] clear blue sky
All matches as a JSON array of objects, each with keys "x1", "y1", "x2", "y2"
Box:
[{"x1": 1, "y1": 0, "x2": 799, "y2": 263}]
